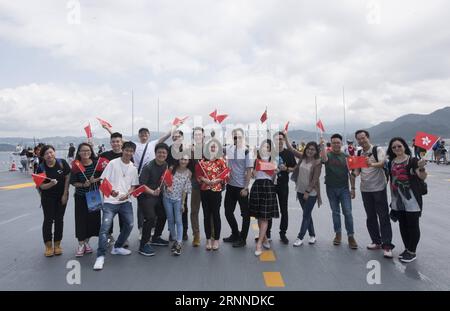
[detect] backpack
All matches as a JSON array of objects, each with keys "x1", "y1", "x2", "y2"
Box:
[{"x1": 358, "y1": 146, "x2": 390, "y2": 182}]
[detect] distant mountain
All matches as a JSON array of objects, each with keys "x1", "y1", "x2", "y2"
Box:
[
  {"x1": 364, "y1": 106, "x2": 450, "y2": 144},
  {"x1": 0, "y1": 144, "x2": 16, "y2": 152}
]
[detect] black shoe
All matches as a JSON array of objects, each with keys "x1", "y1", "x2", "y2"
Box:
[
  {"x1": 223, "y1": 234, "x2": 239, "y2": 243},
  {"x1": 280, "y1": 234, "x2": 289, "y2": 245},
  {"x1": 232, "y1": 239, "x2": 246, "y2": 248},
  {"x1": 400, "y1": 252, "x2": 416, "y2": 263},
  {"x1": 183, "y1": 233, "x2": 188, "y2": 241},
  {"x1": 398, "y1": 250, "x2": 408, "y2": 259}
]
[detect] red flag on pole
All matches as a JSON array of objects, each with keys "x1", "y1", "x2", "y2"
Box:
[
  {"x1": 414, "y1": 131, "x2": 439, "y2": 151},
  {"x1": 32, "y1": 173, "x2": 48, "y2": 187},
  {"x1": 130, "y1": 185, "x2": 146, "y2": 198},
  {"x1": 284, "y1": 121, "x2": 290, "y2": 132},
  {"x1": 95, "y1": 157, "x2": 110, "y2": 172},
  {"x1": 160, "y1": 169, "x2": 173, "y2": 187},
  {"x1": 72, "y1": 160, "x2": 86, "y2": 173},
  {"x1": 316, "y1": 119, "x2": 325, "y2": 133},
  {"x1": 255, "y1": 159, "x2": 276, "y2": 176},
  {"x1": 260, "y1": 109, "x2": 268, "y2": 124},
  {"x1": 209, "y1": 109, "x2": 217, "y2": 122},
  {"x1": 96, "y1": 117, "x2": 112, "y2": 128},
  {"x1": 346, "y1": 156, "x2": 369, "y2": 170},
  {"x1": 84, "y1": 123, "x2": 93, "y2": 139},
  {"x1": 172, "y1": 116, "x2": 189, "y2": 126},
  {"x1": 215, "y1": 114, "x2": 228, "y2": 124},
  {"x1": 99, "y1": 178, "x2": 113, "y2": 197}
]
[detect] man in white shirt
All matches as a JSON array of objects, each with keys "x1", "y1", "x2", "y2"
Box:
[{"x1": 93, "y1": 142, "x2": 140, "y2": 271}]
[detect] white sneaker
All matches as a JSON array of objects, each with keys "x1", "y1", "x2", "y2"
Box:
[
  {"x1": 383, "y1": 249, "x2": 393, "y2": 258},
  {"x1": 93, "y1": 256, "x2": 105, "y2": 270},
  {"x1": 255, "y1": 249, "x2": 263, "y2": 256},
  {"x1": 111, "y1": 247, "x2": 132, "y2": 256},
  {"x1": 308, "y1": 236, "x2": 316, "y2": 244},
  {"x1": 293, "y1": 238, "x2": 303, "y2": 247},
  {"x1": 76, "y1": 244, "x2": 85, "y2": 257},
  {"x1": 262, "y1": 241, "x2": 271, "y2": 250}
]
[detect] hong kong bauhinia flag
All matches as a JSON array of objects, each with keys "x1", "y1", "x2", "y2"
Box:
[{"x1": 414, "y1": 131, "x2": 439, "y2": 151}]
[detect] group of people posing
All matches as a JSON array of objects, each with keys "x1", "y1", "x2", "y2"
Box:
[{"x1": 35, "y1": 121, "x2": 428, "y2": 270}]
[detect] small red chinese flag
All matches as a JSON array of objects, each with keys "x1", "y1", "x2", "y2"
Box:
[
  {"x1": 284, "y1": 121, "x2": 290, "y2": 132},
  {"x1": 414, "y1": 131, "x2": 439, "y2": 151},
  {"x1": 32, "y1": 173, "x2": 47, "y2": 187},
  {"x1": 215, "y1": 114, "x2": 228, "y2": 124},
  {"x1": 96, "y1": 117, "x2": 112, "y2": 128},
  {"x1": 209, "y1": 109, "x2": 217, "y2": 122},
  {"x1": 260, "y1": 109, "x2": 268, "y2": 124},
  {"x1": 72, "y1": 160, "x2": 86, "y2": 173},
  {"x1": 172, "y1": 116, "x2": 189, "y2": 126},
  {"x1": 160, "y1": 169, "x2": 173, "y2": 187},
  {"x1": 99, "y1": 178, "x2": 113, "y2": 197},
  {"x1": 84, "y1": 123, "x2": 93, "y2": 139},
  {"x1": 347, "y1": 156, "x2": 368, "y2": 170},
  {"x1": 316, "y1": 119, "x2": 325, "y2": 133},
  {"x1": 131, "y1": 185, "x2": 146, "y2": 198}
]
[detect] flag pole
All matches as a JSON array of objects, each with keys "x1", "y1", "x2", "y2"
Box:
[
  {"x1": 315, "y1": 96, "x2": 318, "y2": 142},
  {"x1": 131, "y1": 89, "x2": 134, "y2": 138},
  {"x1": 157, "y1": 97, "x2": 160, "y2": 133},
  {"x1": 343, "y1": 86, "x2": 347, "y2": 144}
]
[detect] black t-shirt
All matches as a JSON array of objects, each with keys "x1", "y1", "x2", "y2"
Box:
[
  {"x1": 36, "y1": 159, "x2": 71, "y2": 198},
  {"x1": 99, "y1": 150, "x2": 123, "y2": 161},
  {"x1": 68, "y1": 146, "x2": 76, "y2": 158},
  {"x1": 277, "y1": 149, "x2": 297, "y2": 185},
  {"x1": 139, "y1": 160, "x2": 167, "y2": 199}
]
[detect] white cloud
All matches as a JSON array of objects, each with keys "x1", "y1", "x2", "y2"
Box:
[{"x1": 0, "y1": 0, "x2": 449, "y2": 137}]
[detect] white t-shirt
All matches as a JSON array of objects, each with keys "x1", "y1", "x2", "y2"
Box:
[
  {"x1": 101, "y1": 158, "x2": 139, "y2": 205},
  {"x1": 133, "y1": 140, "x2": 158, "y2": 173}
]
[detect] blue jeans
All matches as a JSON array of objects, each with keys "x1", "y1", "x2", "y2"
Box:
[
  {"x1": 297, "y1": 192, "x2": 317, "y2": 240},
  {"x1": 163, "y1": 196, "x2": 183, "y2": 242},
  {"x1": 97, "y1": 202, "x2": 134, "y2": 257},
  {"x1": 326, "y1": 186, "x2": 354, "y2": 236}
]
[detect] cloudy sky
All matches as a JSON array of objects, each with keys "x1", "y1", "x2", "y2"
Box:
[{"x1": 0, "y1": 0, "x2": 449, "y2": 138}]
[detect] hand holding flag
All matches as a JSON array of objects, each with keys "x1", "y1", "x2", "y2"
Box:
[
  {"x1": 130, "y1": 185, "x2": 146, "y2": 198},
  {"x1": 159, "y1": 168, "x2": 173, "y2": 188},
  {"x1": 347, "y1": 156, "x2": 369, "y2": 170},
  {"x1": 255, "y1": 159, "x2": 277, "y2": 176},
  {"x1": 32, "y1": 173, "x2": 51, "y2": 187}
]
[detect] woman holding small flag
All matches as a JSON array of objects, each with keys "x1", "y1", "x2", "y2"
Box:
[
  {"x1": 35, "y1": 145, "x2": 71, "y2": 257},
  {"x1": 196, "y1": 139, "x2": 228, "y2": 251},
  {"x1": 70, "y1": 143, "x2": 102, "y2": 257},
  {"x1": 386, "y1": 137, "x2": 427, "y2": 263},
  {"x1": 163, "y1": 153, "x2": 192, "y2": 256},
  {"x1": 249, "y1": 139, "x2": 279, "y2": 256}
]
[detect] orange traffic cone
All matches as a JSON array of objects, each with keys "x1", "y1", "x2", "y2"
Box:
[{"x1": 9, "y1": 160, "x2": 17, "y2": 171}]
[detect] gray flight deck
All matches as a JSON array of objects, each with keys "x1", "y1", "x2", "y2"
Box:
[{"x1": 0, "y1": 164, "x2": 449, "y2": 291}]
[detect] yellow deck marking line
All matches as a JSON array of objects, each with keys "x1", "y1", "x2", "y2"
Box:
[
  {"x1": 0, "y1": 182, "x2": 35, "y2": 190},
  {"x1": 260, "y1": 250, "x2": 276, "y2": 262},
  {"x1": 263, "y1": 272, "x2": 285, "y2": 288}
]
